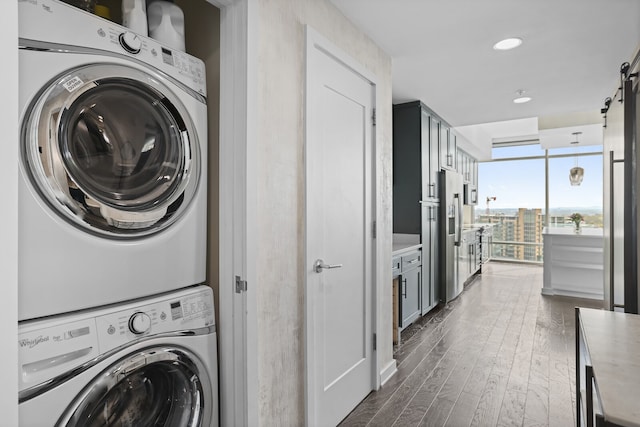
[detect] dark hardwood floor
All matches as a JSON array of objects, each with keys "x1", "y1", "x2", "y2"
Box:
[{"x1": 340, "y1": 262, "x2": 602, "y2": 427}]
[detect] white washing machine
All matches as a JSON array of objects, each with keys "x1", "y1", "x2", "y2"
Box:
[
  {"x1": 19, "y1": 285, "x2": 218, "y2": 426},
  {"x1": 18, "y1": 0, "x2": 209, "y2": 320}
]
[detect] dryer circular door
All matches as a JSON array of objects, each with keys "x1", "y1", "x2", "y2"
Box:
[
  {"x1": 22, "y1": 63, "x2": 201, "y2": 238},
  {"x1": 56, "y1": 346, "x2": 212, "y2": 426}
]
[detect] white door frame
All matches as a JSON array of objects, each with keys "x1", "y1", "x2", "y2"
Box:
[
  {"x1": 207, "y1": 0, "x2": 258, "y2": 425},
  {"x1": 304, "y1": 25, "x2": 379, "y2": 425},
  {"x1": 1, "y1": 1, "x2": 19, "y2": 423}
]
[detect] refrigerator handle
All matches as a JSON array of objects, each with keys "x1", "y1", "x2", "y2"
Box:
[{"x1": 455, "y1": 194, "x2": 462, "y2": 246}]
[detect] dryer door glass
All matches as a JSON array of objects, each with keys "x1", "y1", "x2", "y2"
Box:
[
  {"x1": 58, "y1": 347, "x2": 212, "y2": 427},
  {"x1": 59, "y1": 79, "x2": 186, "y2": 211},
  {"x1": 22, "y1": 64, "x2": 203, "y2": 238}
]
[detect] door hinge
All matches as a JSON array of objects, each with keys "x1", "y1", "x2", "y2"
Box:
[
  {"x1": 235, "y1": 275, "x2": 247, "y2": 293},
  {"x1": 372, "y1": 108, "x2": 376, "y2": 126},
  {"x1": 372, "y1": 220, "x2": 377, "y2": 239},
  {"x1": 373, "y1": 333, "x2": 377, "y2": 351}
]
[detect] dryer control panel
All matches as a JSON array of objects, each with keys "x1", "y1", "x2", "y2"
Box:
[
  {"x1": 18, "y1": 0, "x2": 207, "y2": 98},
  {"x1": 18, "y1": 286, "x2": 215, "y2": 393}
]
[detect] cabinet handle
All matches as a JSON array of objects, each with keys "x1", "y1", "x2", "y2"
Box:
[
  {"x1": 407, "y1": 259, "x2": 419, "y2": 265},
  {"x1": 447, "y1": 153, "x2": 453, "y2": 166},
  {"x1": 429, "y1": 183, "x2": 436, "y2": 198},
  {"x1": 402, "y1": 278, "x2": 407, "y2": 298}
]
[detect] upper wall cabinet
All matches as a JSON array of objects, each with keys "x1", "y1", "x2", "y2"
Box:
[
  {"x1": 458, "y1": 149, "x2": 478, "y2": 184},
  {"x1": 440, "y1": 125, "x2": 457, "y2": 171},
  {"x1": 459, "y1": 148, "x2": 478, "y2": 205}
]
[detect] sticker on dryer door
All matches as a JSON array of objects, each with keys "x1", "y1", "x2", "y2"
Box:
[{"x1": 63, "y1": 76, "x2": 84, "y2": 92}]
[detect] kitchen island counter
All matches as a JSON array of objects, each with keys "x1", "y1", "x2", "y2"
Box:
[{"x1": 542, "y1": 227, "x2": 604, "y2": 300}]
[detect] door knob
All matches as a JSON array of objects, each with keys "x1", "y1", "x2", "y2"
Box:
[{"x1": 314, "y1": 259, "x2": 343, "y2": 273}]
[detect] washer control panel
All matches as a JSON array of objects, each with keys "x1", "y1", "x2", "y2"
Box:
[
  {"x1": 96, "y1": 288, "x2": 215, "y2": 353},
  {"x1": 18, "y1": 286, "x2": 215, "y2": 392},
  {"x1": 18, "y1": 0, "x2": 207, "y2": 97}
]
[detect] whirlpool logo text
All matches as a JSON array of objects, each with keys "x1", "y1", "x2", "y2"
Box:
[{"x1": 19, "y1": 335, "x2": 49, "y2": 349}]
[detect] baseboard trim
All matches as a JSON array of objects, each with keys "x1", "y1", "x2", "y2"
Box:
[
  {"x1": 380, "y1": 359, "x2": 397, "y2": 387},
  {"x1": 541, "y1": 288, "x2": 603, "y2": 300}
]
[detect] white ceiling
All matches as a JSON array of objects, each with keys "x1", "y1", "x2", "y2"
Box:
[{"x1": 329, "y1": 0, "x2": 640, "y2": 153}]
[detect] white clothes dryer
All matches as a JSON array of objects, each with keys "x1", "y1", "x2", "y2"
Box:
[
  {"x1": 18, "y1": 0, "x2": 209, "y2": 320},
  {"x1": 19, "y1": 285, "x2": 218, "y2": 427}
]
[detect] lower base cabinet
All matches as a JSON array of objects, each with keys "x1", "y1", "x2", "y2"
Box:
[
  {"x1": 392, "y1": 249, "x2": 423, "y2": 332},
  {"x1": 400, "y1": 264, "x2": 421, "y2": 328}
]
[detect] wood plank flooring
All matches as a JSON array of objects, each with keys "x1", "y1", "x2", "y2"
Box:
[{"x1": 340, "y1": 262, "x2": 602, "y2": 427}]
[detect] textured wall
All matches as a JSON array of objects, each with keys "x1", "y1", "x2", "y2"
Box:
[{"x1": 256, "y1": 0, "x2": 393, "y2": 424}]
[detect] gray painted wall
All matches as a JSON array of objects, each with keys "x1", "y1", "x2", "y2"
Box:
[{"x1": 256, "y1": 0, "x2": 393, "y2": 424}]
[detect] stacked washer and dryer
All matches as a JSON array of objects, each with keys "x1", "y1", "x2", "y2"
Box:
[{"x1": 17, "y1": 1, "x2": 218, "y2": 425}]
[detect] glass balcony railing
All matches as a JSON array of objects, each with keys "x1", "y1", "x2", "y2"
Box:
[{"x1": 489, "y1": 240, "x2": 544, "y2": 264}]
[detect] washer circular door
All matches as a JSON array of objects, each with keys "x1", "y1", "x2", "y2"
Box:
[
  {"x1": 57, "y1": 346, "x2": 212, "y2": 427},
  {"x1": 22, "y1": 63, "x2": 201, "y2": 238}
]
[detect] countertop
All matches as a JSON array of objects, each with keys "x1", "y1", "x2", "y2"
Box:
[
  {"x1": 543, "y1": 226, "x2": 603, "y2": 237},
  {"x1": 462, "y1": 227, "x2": 480, "y2": 233},
  {"x1": 579, "y1": 308, "x2": 640, "y2": 427},
  {"x1": 463, "y1": 223, "x2": 494, "y2": 232},
  {"x1": 392, "y1": 234, "x2": 421, "y2": 256}
]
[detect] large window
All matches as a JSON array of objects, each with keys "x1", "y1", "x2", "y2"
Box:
[
  {"x1": 548, "y1": 148, "x2": 603, "y2": 228},
  {"x1": 477, "y1": 143, "x2": 603, "y2": 263}
]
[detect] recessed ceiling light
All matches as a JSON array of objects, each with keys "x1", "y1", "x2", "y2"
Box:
[
  {"x1": 493, "y1": 37, "x2": 523, "y2": 51},
  {"x1": 513, "y1": 96, "x2": 532, "y2": 104},
  {"x1": 513, "y1": 89, "x2": 532, "y2": 104}
]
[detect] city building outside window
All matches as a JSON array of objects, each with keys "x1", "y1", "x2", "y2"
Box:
[{"x1": 477, "y1": 143, "x2": 603, "y2": 263}]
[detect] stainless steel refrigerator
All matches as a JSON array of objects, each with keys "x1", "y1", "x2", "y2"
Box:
[{"x1": 440, "y1": 170, "x2": 464, "y2": 303}]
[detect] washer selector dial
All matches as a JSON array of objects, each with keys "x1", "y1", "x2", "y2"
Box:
[
  {"x1": 119, "y1": 32, "x2": 142, "y2": 54},
  {"x1": 128, "y1": 312, "x2": 151, "y2": 334}
]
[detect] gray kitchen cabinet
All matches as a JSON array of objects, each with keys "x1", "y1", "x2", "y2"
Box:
[
  {"x1": 460, "y1": 232, "x2": 470, "y2": 282},
  {"x1": 459, "y1": 148, "x2": 479, "y2": 205},
  {"x1": 421, "y1": 204, "x2": 439, "y2": 314},
  {"x1": 471, "y1": 156, "x2": 478, "y2": 187},
  {"x1": 440, "y1": 124, "x2": 457, "y2": 171},
  {"x1": 426, "y1": 114, "x2": 440, "y2": 201},
  {"x1": 471, "y1": 231, "x2": 481, "y2": 274},
  {"x1": 460, "y1": 229, "x2": 481, "y2": 285},
  {"x1": 400, "y1": 251, "x2": 422, "y2": 329},
  {"x1": 459, "y1": 150, "x2": 469, "y2": 182},
  {"x1": 393, "y1": 101, "x2": 440, "y2": 318},
  {"x1": 393, "y1": 102, "x2": 439, "y2": 235}
]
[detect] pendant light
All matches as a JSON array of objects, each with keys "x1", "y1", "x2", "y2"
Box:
[{"x1": 569, "y1": 132, "x2": 584, "y2": 186}]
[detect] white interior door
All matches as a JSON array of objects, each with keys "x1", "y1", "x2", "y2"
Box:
[{"x1": 305, "y1": 27, "x2": 375, "y2": 427}]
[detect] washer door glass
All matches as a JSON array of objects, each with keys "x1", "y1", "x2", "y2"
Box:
[
  {"x1": 22, "y1": 64, "x2": 202, "y2": 238},
  {"x1": 58, "y1": 347, "x2": 211, "y2": 427}
]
